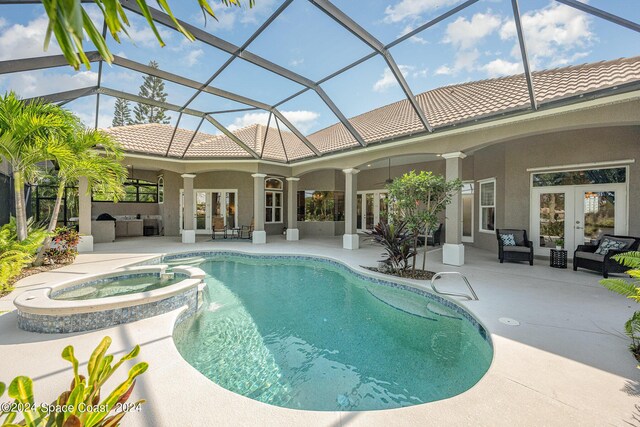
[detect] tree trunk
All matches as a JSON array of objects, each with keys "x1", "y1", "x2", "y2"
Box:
[
  {"x1": 412, "y1": 233, "x2": 418, "y2": 273},
  {"x1": 33, "y1": 182, "x2": 65, "y2": 266},
  {"x1": 422, "y1": 225, "x2": 428, "y2": 272},
  {"x1": 13, "y1": 170, "x2": 28, "y2": 241}
]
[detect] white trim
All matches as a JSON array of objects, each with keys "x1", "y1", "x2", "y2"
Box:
[
  {"x1": 181, "y1": 173, "x2": 196, "y2": 179},
  {"x1": 342, "y1": 168, "x2": 360, "y2": 175},
  {"x1": 478, "y1": 178, "x2": 496, "y2": 234},
  {"x1": 526, "y1": 159, "x2": 634, "y2": 172},
  {"x1": 251, "y1": 173, "x2": 267, "y2": 178},
  {"x1": 441, "y1": 151, "x2": 467, "y2": 159},
  {"x1": 462, "y1": 181, "x2": 474, "y2": 243},
  {"x1": 286, "y1": 177, "x2": 300, "y2": 182},
  {"x1": 265, "y1": 189, "x2": 283, "y2": 224}
]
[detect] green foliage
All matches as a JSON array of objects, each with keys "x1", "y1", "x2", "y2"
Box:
[
  {"x1": 111, "y1": 98, "x2": 133, "y2": 127},
  {"x1": 366, "y1": 220, "x2": 416, "y2": 275},
  {"x1": 386, "y1": 170, "x2": 462, "y2": 271},
  {"x1": 0, "y1": 218, "x2": 50, "y2": 291},
  {"x1": 0, "y1": 91, "x2": 79, "y2": 241},
  {"x1": 600, "y1": 251, "x2": 640, "y2": 364},
  {"x1": 134, "y1": 61, "x2": 170, "y2": 124},
  {"x1": 0, "y1": 336, "x2": 148, "y2": 426},
  {"x1": 40, "y1": 0, "x2": 254, "y2": 71}
]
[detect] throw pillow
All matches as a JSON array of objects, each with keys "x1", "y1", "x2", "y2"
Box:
[
  {"x1": 595, "y1": 238, "x2": 628, "y2": 255},
  {"x1": 500, "y1": 234, "x2": 516, "y2": 246}
]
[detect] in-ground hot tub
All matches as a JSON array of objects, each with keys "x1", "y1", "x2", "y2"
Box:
[{"x1": 14, "y1": 265, "x2": 206, "y2": 333}]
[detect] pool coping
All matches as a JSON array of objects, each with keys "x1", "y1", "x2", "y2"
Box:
[{"x1": 14, "y1": 265, "x2": 206, "y2": 315}]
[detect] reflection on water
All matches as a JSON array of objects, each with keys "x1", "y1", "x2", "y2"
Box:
[{"x1": 173, "y1": 257, "x2": 492, "y2": 411}]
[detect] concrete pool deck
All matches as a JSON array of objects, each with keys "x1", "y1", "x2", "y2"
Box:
[{"x1": 0, "y1": 235, "x2": 638, "y2": 426}]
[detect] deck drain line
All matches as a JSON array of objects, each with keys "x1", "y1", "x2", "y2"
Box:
[{"x1": 499, "y1": 317, "x2": 520, "y2": 326}]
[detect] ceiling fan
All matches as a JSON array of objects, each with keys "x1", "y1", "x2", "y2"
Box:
[{"x1": 375, "y1": 158, "x2": 394, "y2": 185}]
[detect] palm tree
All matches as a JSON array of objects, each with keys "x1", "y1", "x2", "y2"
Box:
[
  {"x1": 0, "y1": 92, "x2": 75, "y2": 241},
  {"x1": 34, "y1": 129, "x2": 127, "y2": 266},
  {"x1": 40, "y1": 0, "x2": 254, "y2": 70}
]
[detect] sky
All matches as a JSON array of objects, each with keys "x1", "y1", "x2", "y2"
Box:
[{"x1": 0, "y1": 0, "x2": 638, "y2": 137}]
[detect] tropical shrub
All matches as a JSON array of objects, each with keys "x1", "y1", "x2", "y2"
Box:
[
  {"x1": 0, "y1": 336, "x2": 148, "y2": 426},
  {"x1": 600, "y1": 251, "x2": 640, "y2": 362},
  {"x1": 386, "y1": 170, "x2": 462, "y2": 272},
  {"x1": 366, "y1": 220, "x2": 416, "y2": 275},
  {"x1": 45, "y1": 227, "x2": 80, "y2": 265},
  {"x1": 0, "y1": 218, "x2": 50, "y2": 291}
]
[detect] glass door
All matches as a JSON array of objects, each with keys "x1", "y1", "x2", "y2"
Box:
[
  {"x1": 533, "y1": 190, "x2": 571, "y2": 254},
  {"x1": 573, "y1": 186, "x2": 626, "y2": 249},
  {"x1": 531, "y1": 184, "x2": 626, "y2": 256},
  {"x1": 357, "y1": 191, "x2": 388, "y2": 232},
  {"x1": 180, "y1": 189, "x2": 238, "y2": 234},
  {"x1": 194, "y1": 191, "x2": 208, "y2": 232}
]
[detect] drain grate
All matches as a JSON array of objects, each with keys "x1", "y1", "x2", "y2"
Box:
[{"x1": 499, "y1": 317, "x2": 520, "y2": 326}]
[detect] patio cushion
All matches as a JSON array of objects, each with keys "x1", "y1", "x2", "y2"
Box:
[
  {"x1": 499, "y1": 229, "x2": 526, "y2": 246},
  {"x1": 503, "y1": 246, "x2": 530, "y2": 253},
  {"x1": 575, "y1": 251, "x2": 605, "y2": 262},
  {"x1": 500, "y1": 234, "x2": 516, "y2": 246},
  {"x1": 595, "y1": 237, "x2": 633, "y2": 255}
]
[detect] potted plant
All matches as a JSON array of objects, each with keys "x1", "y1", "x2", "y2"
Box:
[{"x1": 555, "y1": 238, "x2": 565, "y2": 250}]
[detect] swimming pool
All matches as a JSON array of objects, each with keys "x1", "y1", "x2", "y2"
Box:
[{"x1": 172, "y1": 253, "x2": 492, "y2": 412}]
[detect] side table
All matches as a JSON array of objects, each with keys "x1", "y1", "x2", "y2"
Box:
[{"x1": 550, "y1": 249, "x2": 568, "y2": 269}]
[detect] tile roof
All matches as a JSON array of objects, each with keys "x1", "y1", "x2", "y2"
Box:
[
  {"x1": 104, "y1": 56, "x2": 640, "y2": 162},
  {"x1": 103, "y1": 122, "x2": 315, "y2": 161}
]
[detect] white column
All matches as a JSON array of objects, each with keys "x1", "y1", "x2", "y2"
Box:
[
  {"x1": 181, "y1": 174, "x2": 196, "y2": 243},
  {"x1": 77, "y1": 176, "x2": 93, "y2": 252},
  {"x1": 252, "y1": 173, "x2": 267, "y2": 244},
  {"x1": 442, "y1": 152, "x2": 466, "y2": 266},
  {"x1": 286, "y1": 177, "x2": 300, "y2": 241},
  {"x1": 342, "y1": 168, "x2": 360, "y2": 250}
]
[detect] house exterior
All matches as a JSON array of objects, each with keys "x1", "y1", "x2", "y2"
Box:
[{"x1": 9, "y1": 57, "x2": 640, "y2": 265}]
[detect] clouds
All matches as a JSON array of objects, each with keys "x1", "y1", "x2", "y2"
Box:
[
  {"x1": 227, "y1": 110, "x2": 320, "y2": 134},
  {"x1": 444, "y1": 12, "x2": 502, "y2": 50},
  {"x1": 481, "y1": 59, "x2": 523, "y2": 77},
  {"x1": 185, "y1": 49, "x2": 204, "y2": 67},
  {"x1": 373, "y1": 65, "x2": 428, "y2": 92},
  {"x1": 0, "y1": 14, "x2": 61, "y2": 61},
  {"x1": 500, "y1": 2, "x2": 594, "y2": 69},
  {"x1": 0, "y1": 70, "x2": 98, "y2": 99},
  {"x1": 384, "y1": 0, "x2": 460, "y2": 23},
  {"x1": 434, "y1": 2, "x2": 594, "y2": 78}
]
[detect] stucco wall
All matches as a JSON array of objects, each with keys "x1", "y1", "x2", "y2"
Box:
[
  {"x1": 469, "y1": 125, "x2": 639, "y2": 252},
  {"x1": 357, "y1": 160, "x2": 446, "y2": 191},
  {"x1": 158, "y1": 171, "x2": 288, "y2": 236}
]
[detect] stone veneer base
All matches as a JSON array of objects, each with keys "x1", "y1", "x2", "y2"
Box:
[{"x1": 17, "y1": 287, "x2": 198, "y2": 334}]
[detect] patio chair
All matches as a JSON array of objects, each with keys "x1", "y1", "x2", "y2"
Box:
[
  {"x1": 211, "y1": 216, "x2": 226, "y2": 240},
  {"x1": 239, "y1": 219, "x2": 254, "y2": 239},
  {"x1": 496, "y1": 229, "x2": 534, "y2": 265},
  {"x1": 427, "y1": 223, "x2": 443, "y2": 246},
  {"x1": 573, "y1": 234, "x2": 640, "y2": 278}
]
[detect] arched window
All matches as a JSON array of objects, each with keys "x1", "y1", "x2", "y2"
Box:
[
  {"x1": 265, "y1": 178, "x2": 283, "y2": 223},
  {"x1": 265, "y1": 178, "x2": 283, "y2": 190}
]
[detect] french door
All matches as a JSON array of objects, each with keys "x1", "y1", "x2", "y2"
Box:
[
  {"x1": 357, "y1": 191, "x2": 388, "y2": 232},
  {"x1": 531, "y1": 184, "x2": 627, "y2": 256},
  {"x1": 180, "y1": 189, "x2": 237, "y2": 234}
]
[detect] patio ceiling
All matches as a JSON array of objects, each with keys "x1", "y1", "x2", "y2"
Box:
[{"x1": 0, "y1": 0, "x2": 639, "y2": 164}]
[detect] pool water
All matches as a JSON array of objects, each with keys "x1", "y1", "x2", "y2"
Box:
[
  {"x1": 173, "y1": 256, "x2": 492, "y2": 411},
  {"x1": 53, "y1": 274, "x2": 184, "y2": 301}
]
